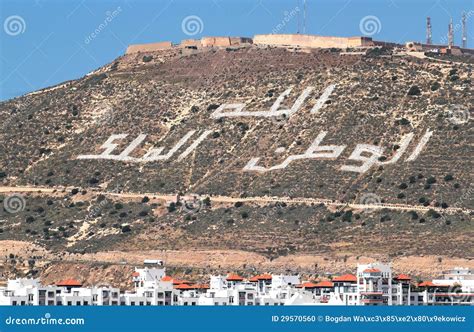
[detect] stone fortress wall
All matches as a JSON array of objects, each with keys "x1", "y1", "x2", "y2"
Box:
[
  {"x1": 253, "y1": 34, "x2": 374, "y2": 48},
  {"x1": 125, "y1": 41, "x2": 173, "y2": 54},
  {"x1": 125, "y1": 36, "x2": 253, "y2": 54},
  {"x1": 124, "y1": 33, "x2": 471, "y2": 55}
]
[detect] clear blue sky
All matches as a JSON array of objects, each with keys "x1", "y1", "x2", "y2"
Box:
[{"x1": 0, "y1": 0, "x2": 472, "y2": 101}]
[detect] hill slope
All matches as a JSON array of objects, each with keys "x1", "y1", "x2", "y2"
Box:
[{"x1": 0, "y1": 47, "x2": 472, "y2": 275}]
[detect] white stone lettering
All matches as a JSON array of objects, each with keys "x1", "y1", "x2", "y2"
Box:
[
  {"x1": 143, "y1": 131, "x2": 195, "y2": 161},
  {"x1": 340, "y1": 144, "x2": 384, "y2": 173},
  {"x1": 243, "y1": 131, "x2": 346, "y2": 173},
  {"x1": 310, "y1": 84, "x2": 336, "y2": 114},
  {"x1": 77, "y1": 130, "x2": 211, "y2": 163},
  {"x1": 177, "y1": 130, "x2": 213, "y2": 161},
  {"x1": 211, "y1": 85, "x2": 337, "y2": 119},
  {"x1": 405, "y1": 129, "x2": 433, "y2": 162},
  {"x1": 77, "y1": 134, "x2": 143, "y2": 161},
  {"x1": 377, "y1": 133, "x2": 414, "y2": 165}
]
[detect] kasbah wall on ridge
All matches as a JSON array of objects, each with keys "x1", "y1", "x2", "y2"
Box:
[{"x1": 124, "y1": 33, "x2": 474, "y2": 55}]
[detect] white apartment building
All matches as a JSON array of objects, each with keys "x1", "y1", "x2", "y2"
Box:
[
  {"x1": 1, "y1": 261, "x2": 472, "y2": 306},
  {"x1": 0, "y1": 278, "x2": 120, "y2": 306}
]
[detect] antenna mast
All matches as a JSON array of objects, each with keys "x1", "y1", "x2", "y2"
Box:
[
  {"x1": 303, "y1": 0, "x2": 307, "y2": 34},
  {"x1": 462, "y1": 12, "x2": 467, "y2": 48},
  {"x1": 426, "y1": 17, "x2": 432, "y2": 45},
  {"x1": 297, "y1": 0, "x2": 300, "y2": 33},
  {"x1": 448, "y1": 18, "x2": 454, "y2": 47}
]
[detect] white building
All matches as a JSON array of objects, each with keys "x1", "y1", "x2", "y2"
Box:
[{"x1": 1, "y1": 261, "x2": 472, "y2": 306}]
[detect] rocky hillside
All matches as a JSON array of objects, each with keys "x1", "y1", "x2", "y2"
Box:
[{"x1": 0, "y1": 46, "x2": 472, "y2": 272}]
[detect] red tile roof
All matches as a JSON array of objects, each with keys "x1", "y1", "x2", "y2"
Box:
[
  {"x1": 226, "y1": 273, "x2": 244, "y2": 281},
  {"x1": 249, "y1": 276, "x2": 259, "y2": 282},
  {"x1": 363, "y1": 268, "x2": 381, "y2": 273},
  {"x1": 131, "y1": 272, "x2": 140, "y2": 277},
  {"x1": 56, "y1": 279, "x2": 82, "y2": 287},
  {"x1": 332, "y1": 274, "x2": 357, "y2": 282},
  {"x1": 298, "y1": 282, "x2": 319, "y2": 288},
  {"x1": 174, "y1": 284, "x2": 194, "y2": 290},
  {"x1": 172, "y1": 279, "x2": 191, "y2": 285},
  {"x1": 255, "y1": 274, "x2": 272, "y2": 280},
  {"x1": 394, "y1": 274, "x2": 411, "y2": 280},
  {"x1": 192, "y1": 283, "x2": 210, "y2": 289},
  {"x1": 418, "y1": 281, "x2": 450, "y2": 288},
  {"x1": 161, "y1": 276, "x2": 173, "y2": 282},
  {"x1": 315, "y1": 280, "x2": 334, "y2": 288}
]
